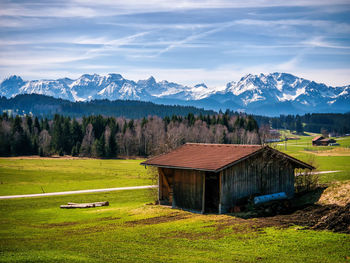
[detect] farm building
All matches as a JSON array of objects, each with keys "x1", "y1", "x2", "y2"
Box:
[
  {"x1": 312, "y1": 136, "x2": 336, "y2": 146},
  {"x1": 141, "y1": 143, "x2": 314, "y2": 214}
]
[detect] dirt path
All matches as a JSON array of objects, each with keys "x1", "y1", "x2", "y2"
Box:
[{"x1": 0, "y1": 185, "x2": 157, "y2": 200}]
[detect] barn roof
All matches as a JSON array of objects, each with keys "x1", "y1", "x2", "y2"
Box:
[
  {"x1": 320, "y1": 138, "x2": 335, "y2": 142},
  {"x1": 312, "y1": 136, "x2": 324, "y2": 141},
  {"x1": 141, "y1": 143, "x2": 314, "y2": 172}
]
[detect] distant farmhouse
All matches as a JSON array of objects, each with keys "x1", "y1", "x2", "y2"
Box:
[
  {"x1": 312, "y1": 136, "x2": 336, "y2": 146},
  {"x1": 141, "y1": 143, "x2": 313, "y2": 214},
  {"x1": 265, "y1": 129, "x2": 282, "y2": 143}
]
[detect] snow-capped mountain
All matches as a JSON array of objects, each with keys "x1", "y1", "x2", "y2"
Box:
[
  {"x1": 0, "y1": 73, "x2": 349, "y2": 115},
  {"x1": 212, "y1": 73, "x2": 349, "y2": 115}
]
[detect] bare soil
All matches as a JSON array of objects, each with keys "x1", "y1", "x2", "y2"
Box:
[
  {"x1": 124, "y1": 212, "x2": 190, "y2": 226},
  {"x1": 249, "y1": 203, "x2": 350, "y2": 233}
]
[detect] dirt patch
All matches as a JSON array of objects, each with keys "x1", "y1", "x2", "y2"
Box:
[
  {"x1": 124, "y1": 212, "x2": 190, "y2": 226},
  {"x1": 234, "y1": 203, "x2": 350, "y2": 234},
  {"x1": 38, "y1": 221, "x2": 79, "y2": 228},
  {"x1": 196, "y1": 202, "x2": 350, "y2": 235},
  {"x1": 96, "y1": 216, "x2": 121, "y2": 222},
  {"x1": 312, "y1": 203, "x2": 350, "y2": 233}
]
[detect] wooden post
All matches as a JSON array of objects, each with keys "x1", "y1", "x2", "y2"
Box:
[
  {"x1": 219, "y1": 171, "x2": 222, "y2": 214},
  {"x1": 158, "y1": 168, "x2": 163, "y2": 203},
  {"x1": 201, "y1": 172, "x2": 206, "y2": 214},
  {"x1": 158, "y1": 172, "x2": 161, "y2": 203}
]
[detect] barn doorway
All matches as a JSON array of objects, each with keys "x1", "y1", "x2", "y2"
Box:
[{"x1": 204, "y1": 172, "x2": 220, "y2": 213}]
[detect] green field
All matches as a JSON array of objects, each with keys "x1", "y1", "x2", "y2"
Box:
[
  {"x1": 0, "y1": 135, "x2": 349, "y2": 262},
  {"x1": 0, "y1": 159, "x2": 149, "y2": 195},
  {"x1": 272, "y1": 134, "x2": 350, "y2": 183},
  {"x1": 1, "y1": 190, "x2": 349, "y2": 263}
]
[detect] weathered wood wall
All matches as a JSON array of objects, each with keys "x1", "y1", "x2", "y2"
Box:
[
  {"x1": 172, "y1": 169, "x2": 204, "y2": 212},
  {"x1": 220, "y1": 152, "x2": 295, "y2": 213}
]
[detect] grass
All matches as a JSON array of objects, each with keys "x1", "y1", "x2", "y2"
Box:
[
  {"x1": 2, "y1": 132, "x2": 348, "y2": 197},
  {"x1": 0, "y1": 158, "x2": 149, "y2": 195},
  {"x1": 271, "y1": 132, "x2": 350, "y2": 183},
  {"x1": 0, "y1": 135, "x2": 349, "y2": 262},
  {"x1": 0, "y1": 190, "x2": 349, "y2": 263}
]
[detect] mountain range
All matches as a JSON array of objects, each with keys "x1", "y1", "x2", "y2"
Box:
[{"x1": 1, "y1": 72, "x2": 349, "y2": 116}]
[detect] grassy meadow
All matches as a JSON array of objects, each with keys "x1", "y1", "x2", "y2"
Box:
[
  {"x1": 0, "y1": 159, "x2": 149, "y2": 195},
  {"x1": 1, "y1": 190, "x2": 349, "y2": 263},
  {"x1": 0, "y1": 133, "x2": 350, "y2": 262},
  {"x1": 273, "y1": 133, "x2": 350, "y2": 183}
]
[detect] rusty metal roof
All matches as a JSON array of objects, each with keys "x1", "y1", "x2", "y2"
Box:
[
  {"x1": 141, "y1": 143, "x2": 263, "y2": 171},
  {"x1": 141, "y1": 143, "x2": 314, "y2": 172},
  {"x1": 312, "y1": 136, "x2": 323, "y2": 141},
  {"x1": 320, "y1": 138, "x2": 335, "y2": 142}
]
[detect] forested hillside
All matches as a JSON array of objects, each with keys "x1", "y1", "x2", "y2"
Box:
[
  {"x1": 0, "y1": 94, "x2": 215, "y2": 119},
  {"x1": 0, "y1": 113, "x2": 260, "y2": 157},
  {"x1": 255, "y1": 113, "x2": 350, "y2": 135}
]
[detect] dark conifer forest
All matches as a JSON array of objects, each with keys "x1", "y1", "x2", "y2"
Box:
[
  {"x1": 0, "y1": 112, "x2": 260, "y2": 157},
  {"x1": 1, "y1": 94, "x2": 349, "y2": 157}
]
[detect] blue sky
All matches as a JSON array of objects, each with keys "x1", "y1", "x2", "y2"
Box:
[{"x1": 1, "y1": 0, "x2": 350, "y2": 87}]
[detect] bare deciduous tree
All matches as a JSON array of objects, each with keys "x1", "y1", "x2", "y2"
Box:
[
  {"x1": 80, "y1": 124, "x2": 94, "y2": 156},
  {"x1": 38, "y1": 129, "x2": 51, "y2": 156}
]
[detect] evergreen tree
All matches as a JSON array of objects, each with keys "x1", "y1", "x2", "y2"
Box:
[
  {"x1": 26, "y1": 116, "x2": 33, "y2": 133},
  {"x1": 12, "y1": 116, "x2": 23, "y2": 134},
  {"x1": 92, "y1": 135, "x2": 105, "y2": 157},
  {"x1": 71, "y1": 119, "x2": 83, "y2": 147},
  {"x1": 62, "y1": 117, "x2": 72, "y2": 154},
  {"x1": 296, "y1": 116, "x2": 303, "y2": 134},
  {"x1": 34, "y1": 116, "x2": 41, "y2": 134},
  {"x1": 32, "y1": 136, "x2": 38, "y2": 155},
  {"x1": 51, "y1": 115, "x2": 64, "y2": 153},
  {"x1": 39, "y1": 147, "x2": 44, "y2": 157},
  {"x1": 107, "y1": 129, "x2": 117, "y2": 158},
  {"x1": 71, "y1": 145, "x2": 78, "y2": 156}
]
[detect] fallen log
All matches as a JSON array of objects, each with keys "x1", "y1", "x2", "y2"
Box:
[{"x1": 60, "y1": 201, "x2": 109, "y2": 209}]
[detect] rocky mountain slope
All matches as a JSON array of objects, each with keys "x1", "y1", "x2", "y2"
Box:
[{"x1": 1, "y1": 72, "x2": 348, "y2": 115}]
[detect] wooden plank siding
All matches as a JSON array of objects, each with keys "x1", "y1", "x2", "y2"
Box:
[
  {"x1": 158, "y1": 168, "x2": 174, "y2": 205},
  {"x1": 172, "y1": 169, "x2": 204, "y2": 213},
  {"x1": 220, "y1": 153, "x2": 295, "y2": 214}
]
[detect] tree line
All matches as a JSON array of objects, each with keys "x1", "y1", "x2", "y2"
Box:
[
  {"x1": 0, "y1": 112, "x2": 261, "y2": 158},
  {"x1": 0, "y1": 94, "x2": 215, "y2": 119},
  {"x1": 254, "y1": 113, "x2": 350, "y2": 135}
]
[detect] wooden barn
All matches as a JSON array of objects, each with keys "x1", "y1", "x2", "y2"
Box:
[
  {"x1": 141, "y1": 143, "x2": 314, "y2": 214},
  {"x1": 312, "y1": 136, "x2": 336, "y2": 146}
]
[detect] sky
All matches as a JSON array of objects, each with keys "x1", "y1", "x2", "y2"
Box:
[{"x1": 1, "y1": 0, "x2": 350, "y2": 87}]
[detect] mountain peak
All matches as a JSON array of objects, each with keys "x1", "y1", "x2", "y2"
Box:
[
  {"x1": 107, "y1": 73, "x2": 123, "y2": 80},
  {"x1": 145, "y1": 76, "x2": 156, "y2": 84},
  {"x1": 80, "y1": 73, "x2": 99, "y2": 80},
  {"x1": 0, "y1": 72, "x2": 349, "y2": 115},
  {"x1": 194, "y1": 83, "x2": 208, "y2": 89},
  {"x1": 5, "y1": 75, "x2": 23, "y2": 82}
]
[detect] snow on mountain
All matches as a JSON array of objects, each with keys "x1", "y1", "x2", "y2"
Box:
[
  {"x1": 0, "y1": 75, "x2": 25, "y2": 98},
  {"x1": 0, "y1": 72, "x2": 349, "y2": 115}
]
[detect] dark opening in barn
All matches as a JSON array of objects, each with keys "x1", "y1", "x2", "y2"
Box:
[{"x1": 141, "y1": 143, "x2": 314, "y2": 214}]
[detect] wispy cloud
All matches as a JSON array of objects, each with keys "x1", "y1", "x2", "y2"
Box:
[
  {"x1": 0, "y1": 1, "x2": 349, "y2": 86},
  {"x1": 235, "y1": 19, "x2": 350, "y2": 34},
  {"x1": 2, "y1": 0, "x2": 349, "y2": 19},
  {"x1": 302, "y1": 36, "x2": 350, "y2": 49}
]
